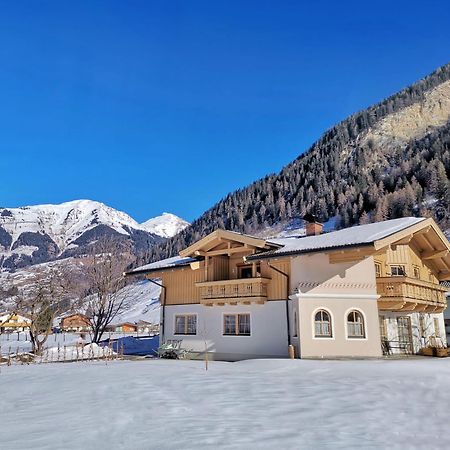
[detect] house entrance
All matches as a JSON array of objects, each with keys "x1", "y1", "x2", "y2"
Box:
[{"x1": 397, "y1": 316, "x2": 413, "y2": 354}]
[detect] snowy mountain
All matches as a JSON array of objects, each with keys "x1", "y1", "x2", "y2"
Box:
[
  {"x1": 140, "y1": 213, "x2": 189, "y2": 238},
  {"x1": 0, "y1": 200, "x2": 188, "y2": 271}
]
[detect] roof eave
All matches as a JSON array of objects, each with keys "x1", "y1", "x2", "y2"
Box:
[
  {"x1": 125, "y1": 263, "x2": 191, "y2": 277},
  {"x1": 247, "y1": 242, "x2": 376, "y2": 261}
]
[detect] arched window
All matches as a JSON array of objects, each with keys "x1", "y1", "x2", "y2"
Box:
[
  {"x1": 314, "y1": 310, "x2": 332, "y2": 337},
  {"x1": 347, "y1": 310, "x2": 365, "y2": 338}
]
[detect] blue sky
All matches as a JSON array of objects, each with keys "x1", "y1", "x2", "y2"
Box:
[{"x1": 1, "y1": 1, "x2": 449, "y2": 222}]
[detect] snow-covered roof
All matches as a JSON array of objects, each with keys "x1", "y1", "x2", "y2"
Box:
[
  {"x1": 247, "y1": 217, "x2": 426, "y2": 260},
  {"x1": 127, "y1": 255, "x2": 197, "y2": 275},
  {"x1": 128, "y1": 217, "x2": 427, "y2": 273}
]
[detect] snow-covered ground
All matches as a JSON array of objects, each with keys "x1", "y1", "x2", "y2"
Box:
[
  {"x1": 110, "y1": 279, "x2": 161, "y2": 325},
  {"x1": 0, "y1": 358, "x2": 448, "y2": 449}
]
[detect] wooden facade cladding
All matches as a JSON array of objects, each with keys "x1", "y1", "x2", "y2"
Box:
[
  {"x1": 374, "y1": 239, "x2": 449, "y2": 312},
  {"x1": 147, "y1": 257, "x2": 291, "y2": 306},
  {"x1": 374, "y1": 243, "x2": 439, "y2": 283},
  {"x1": 262, "y1": 259, "x2": 290, "y2": 299}
]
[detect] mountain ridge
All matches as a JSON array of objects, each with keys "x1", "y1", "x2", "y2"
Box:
[{"x1": 0, "y1": 199, "x2": 188, "y2": 271}]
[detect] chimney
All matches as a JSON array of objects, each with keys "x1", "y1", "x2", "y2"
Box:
[{"x1": 303, "y1": 213, "x2": 323, "y2": 236}]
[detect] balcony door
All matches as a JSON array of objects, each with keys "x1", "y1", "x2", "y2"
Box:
[{"x1": 397, "y1": 316, "x2": 413, "y2": 354}]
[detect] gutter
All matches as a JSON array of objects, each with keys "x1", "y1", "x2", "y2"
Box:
[
  {"x1": 124, "y1": 263, "x2": 192, "y2": 277},
  {"x1": 146, "y1": 278, "x2": 167, "y2": 344}
]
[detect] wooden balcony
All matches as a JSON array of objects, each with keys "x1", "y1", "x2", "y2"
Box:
[
  {"x1": 376, "y1": 276, "x2": 447, "y2": 312},
  {"x1": 195, "y1": 277, "x2": 270, "y2": 306}
]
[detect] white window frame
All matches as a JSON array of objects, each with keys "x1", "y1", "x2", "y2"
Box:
[
  {"x1": 374, "y1": 261, "x2": 382, "y2": 278},
  {"x1": 174, "y1": 314, "x2": 197, "y2": 335},
  {"x1": 223, "y1": 313, "x2": 251, "y2": 336},
  {"x1": 390, "y1": 265, "x2": 406, "y2": 277},
  {"x1": 312, "y1": 308, "x2": 334, "y2": 340},
  {"x1": 345, "y1": 308, "x2": 368, "y2": 340}
]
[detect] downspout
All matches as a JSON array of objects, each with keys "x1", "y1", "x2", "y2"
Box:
[
  {"x1": 146, "y1": 278, "x2": 167, "y2": 343},
  {"x1": 267, "y1": 262, "x2": 291, "y2": 346}
]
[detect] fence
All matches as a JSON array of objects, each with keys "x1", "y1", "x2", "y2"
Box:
[{"x1": 0, "y1": 331, "x2": 155, "y2": 366}]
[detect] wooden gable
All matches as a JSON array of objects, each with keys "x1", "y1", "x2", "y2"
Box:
[
  {"x1": 179, "y1": 229, "x2": 279, "y2": 258},
  {"x1": 373, "y1": 218, "x2": 450, "y2": 281}
]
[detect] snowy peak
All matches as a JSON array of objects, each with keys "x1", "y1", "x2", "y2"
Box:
[
  {"x1": 0, "y1": 199, "x2": 186, "y2": 271},
  {"x1": 140, "y1": 213, "x2": 189, "y2": 238},
  {"x1": 0, "y1": 199, "x2": 142, "y2": 251}
]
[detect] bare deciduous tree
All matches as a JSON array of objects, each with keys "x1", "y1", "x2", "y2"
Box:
[
  {"x1": 80, "y1": 240, "x2": 135, "y2": 343},
  {"x1": 16, "y1": 265, "x2": 76, "y2": 355}
]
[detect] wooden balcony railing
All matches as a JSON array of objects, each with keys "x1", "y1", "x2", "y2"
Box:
[
  {"x1": 376, "y1": 276, "x2": 447, "y2": 312},
  {"x1": 196, "y1": 277, "x2": 270, "y2": 304}
]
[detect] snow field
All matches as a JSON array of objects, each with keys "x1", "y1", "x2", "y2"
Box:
[{"x1": 0, "y1": 358, "x2": 449, "y2": 449}]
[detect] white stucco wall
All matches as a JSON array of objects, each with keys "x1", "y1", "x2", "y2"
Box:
[
  {"x1": 290, "y1": 253, "x2": 382, "y2": 358},
  {"x1": 163, "y1": 301, "x2": 289, "y2": 361}
]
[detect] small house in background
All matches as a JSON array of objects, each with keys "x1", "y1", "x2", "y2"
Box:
[
  {"x1": 106, "y1": 322, "x2": 138, "y2": 333},
  {"x1": 0, "y1": 312, "x2": 31, "y2": 332},
  {"x1": 137, "y1": 320, "x2": 160, "y2": 334},
  {"x1": 60, "y1": 313, "x2": 91, "y2": 332}
]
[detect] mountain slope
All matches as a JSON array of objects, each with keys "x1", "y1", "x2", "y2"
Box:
[
  {"x1": 146, "y1": 62, "x2": 450, "y2": 262},
  {"x1": 0, "y1": 200, "x2": 187, "y2": 271}
]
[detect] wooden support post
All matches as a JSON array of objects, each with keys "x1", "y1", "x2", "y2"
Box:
[{"x1": 288, "y1": 345, "x2": 295, "y2": 359}]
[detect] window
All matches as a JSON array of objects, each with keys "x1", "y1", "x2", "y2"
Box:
[
  {"x1": 239, "y1": 266, "x2": 253, "y2": 278},
  {"x1": 390, "y1": 265, "x2": 406, "y2": 277},
  {"x1": 174, "y1": 314, "x2": 197, "y2": 335},
  {"x1": 223, "y1": 314, "x2": 251, "y2": 335},
  {"x1": 238, "y1": 264, "x2": 260, "y2": 279},
  {"x1": 314, "y1": 310, "x2": 332, "y2": 338},
  {"x1": 434, "y1": 318, "x2": 441, "y2": 337},
  {"x1": 413, "y1": 265, "x2": 420, "y2": 279},
  {"x1": 397, "y1": 317, "x2": 412, "y2": 353},
  {"x1": 375, "y1": 262, "x2": 382, "y2": 278},
  {"x1": 347, "y1": 310, "x2": 365, "y2": 338},
  {"x1": 293, "y1": 311, "x2": 298, "y2": 338}
]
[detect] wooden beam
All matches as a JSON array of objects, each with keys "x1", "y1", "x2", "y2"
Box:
[
  {"x1": 205, "y1": 246, "x2": 255, "y2": 257},
  {"x1": 377, "y1": 301, "x2": 406, "y2": 310},
  {"x1": 422, "y1": 250, "x2": 449, "y2": 260},
  {"x1": 328, "y1": 247, "x2": 374, "y2": 264},
  {"x1": 416, "y1": 226, "x2": 432, "y2": 236},
  {"x1": 402, "y1": 302, "x2": 418, "y2": 311},
  {"x1": 414, "y1": 304, "x2": 428, "y2": 312},
  {"x1": 438, "y1": 271, "x2": 450, "y2": 281},
  {"x1": 392, "y1": 235, "x2": 413, "y2": 246}
]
